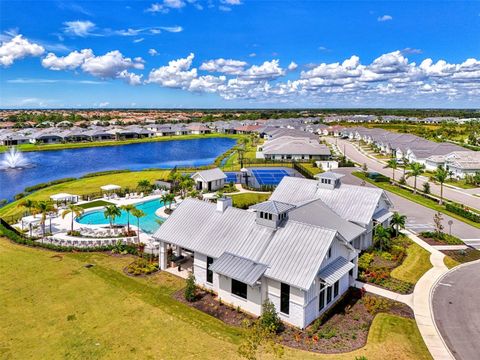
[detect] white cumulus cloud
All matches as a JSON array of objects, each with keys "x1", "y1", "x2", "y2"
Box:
[
  {"x1": 377, "y1": 15, "x2": 393, "y2": 22},
  {"x1": 200, "y1": 58, "x2": 247, "y2": 74},
  {"x1": 42, "y1": 49, "x2": 94, "y2": 70},
  {"x1": 146, "y1": 53, "x2": 197, "y2": 88},
  {"x1": 0, "y1": 35, "x2": 44, "y2": 66},
  {"x1": 63, "y1": 20, "x2": 96, "y2": 37}
]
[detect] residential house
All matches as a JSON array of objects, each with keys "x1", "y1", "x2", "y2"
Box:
[{"x1": 191, "y1": 168, "x2": 227, "y2": 192}]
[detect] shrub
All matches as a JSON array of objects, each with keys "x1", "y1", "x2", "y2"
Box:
[
  {"x1": 318, "y1": 325, "x2": 337, "y2": 339},
  {"x1": 184, "y1": 273, "x2": 197, "y2": 302},
  {"x1": 362, "y1": 295, "x2": 391, "y2": 315},
  {"x1": 380, "y1": 251, "x2": 393, "y2": 261},
  {"x1": 445, "y1": 203, "x2": 480, "y2": 223},
  {"x1": 259, "y1": 298, "x2": 282, "y2": 333},
  {"x1": 422, "y1": 182, "x2": 431, "y2": 194},
  {"x1": 126, "y1": 258, "x2": 158, "y2": 276},
  {"x1": 358, "y1": 252, "x2": 374, "y2": 271}
]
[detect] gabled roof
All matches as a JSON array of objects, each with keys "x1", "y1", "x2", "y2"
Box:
[
  {"x1": 210, "y1": 252, "x2": 268, "y2": 286},
  {"x1": 191, "y1": 168, "x2": 227, "y2": 182},
  {"x1": 288, "y1": 199, "x2": 365, "y2": 242},
  {"x1": 250, "y1": 200, "x2": 295, "y2": 215},
  {"x1": 315, "y1": 171, "x2": 345, "y2": 180}
]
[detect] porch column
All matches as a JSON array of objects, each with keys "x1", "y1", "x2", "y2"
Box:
[
  {"x1": 159, "y1": 241, "x2": 168, "y2": 270},
  {"x1": 176, "y1": 245, "x2": 182, "y2": 257}
]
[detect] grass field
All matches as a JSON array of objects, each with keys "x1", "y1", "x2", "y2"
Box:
[
  {"x1": 391, "y1": 243, "x2": 432, "y2": 284},
  {"x1": 443, "y1": 256, "x2": 461, "y2": 269},
  {"x1": 0, "y1": 134, "x2": 243, "y2": 153},
  {"x1": 0, "y1": 238, "x2": 432, "y2": 360},
  {"x1": 0, "y1": 170, "x2": 171, "y2": 221},
  {"x1": 353, "y1": 172, "x2": 480, "y2": 229},
  {"x1": 230, "y1": 192, "x2": 271, "y2": 209}
]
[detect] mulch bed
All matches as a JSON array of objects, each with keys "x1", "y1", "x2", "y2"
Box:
[
  {"x1": 278, "y1": 289, "x2": 413, "y2": 354},
  {"x1": 174, "y1": 288, "x2": 255, "y2": 327},
  {"x1": 419, "y1": 235, "x2": 446, "y2": 246},
  {"x1": 442, "y1": 248, "x2": 480, "y2": 263},
  {"x1": 174, "y1": 287, "x2": 413, "y2": 354}
]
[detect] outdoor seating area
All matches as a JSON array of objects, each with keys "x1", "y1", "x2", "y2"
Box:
[
  {"x1": 42, "y1": 236, "x2": 141, "y2": 248},
  {"x1": 125, "y1": 192, "x2": 144, "y2": 199}
]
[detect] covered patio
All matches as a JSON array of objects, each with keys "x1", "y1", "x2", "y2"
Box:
[
  {"x1": 159, "y1": 241, "x2": 194, "y2": 279},
  {"x1": 100, "y1": 184, "x2": 121, "y2": 199}
]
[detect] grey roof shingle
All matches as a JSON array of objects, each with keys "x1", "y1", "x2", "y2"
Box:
[{"x1": 209, "y1": 252, "x2": 268, "y2": 286}]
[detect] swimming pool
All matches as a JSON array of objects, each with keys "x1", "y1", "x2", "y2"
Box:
[{"x1": 76, "y1": 199, "x2": 164, "y2": 234}]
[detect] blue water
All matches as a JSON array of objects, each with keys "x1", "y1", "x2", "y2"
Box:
[
  {"x1": 77, "y1": 199, "x2": 164, "y2": 234},
  {"x1": 0, "y1": 138, "x2": 235, "y2": 201}
]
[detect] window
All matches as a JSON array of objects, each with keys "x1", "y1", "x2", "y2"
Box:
[
  {"x1": 327, "y1": 286, "x2": 332, "y2": 304},
  {"x1": 334, "y1": 281, "x2": 339, "y2": 298},
  {"x1": 206, "y1": 256, "x2": 214, "y2": 284},
  {"x1": 319, "y1": 284, "x2": 326, "y2": 311},
  {"x1": 280, "y1": 283, "x2": 290, "y2": 314},
  {"x1": 232, "y1": 279, "x2": 247, "y2": 299},
  {"x1": 326, "y1": 246, "x2": 332, "y2": 260},
  {"x1": 268, "y1": 213, "x2": 273, "y2": 220}
]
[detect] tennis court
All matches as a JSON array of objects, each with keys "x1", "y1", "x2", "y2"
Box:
[
  {"x1": 225, "y1": 172, "x2": 238, "y2": 183},
  {"x1": 251, "y1": 169, "x2": 291, "y2": 186}
]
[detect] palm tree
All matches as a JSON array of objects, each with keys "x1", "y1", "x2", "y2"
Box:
[
  {"x1": 390, "y1": 212, "x2": 406, "y2": 237},
  {"x1": 433, "y1": 165, "x2": 449, "y2": 205},
  {"x1": 384, "y1": 158, "x2": 398, "y2": 182},
  {"x1": 137, "y1": 179, "x2": 151, "y2": 194},
  {"x1": 35, "y1": 200, "x2": 55, "y2": 238},
  {"x1": 18, "y1": 199, "x2": 38, "y2": 218},
  {"x1": 120, "y1": 204, "x2": 136, "y2": 232},
  {"x1": 161, "y1": 193, "x2": 176, "y2": 211},
  {"x1": 374, "y1": 225, "x2": 391, "y2": 252},
  {"x1": 179, "y1": 175, "x2": 194, "y2": 198},
  {"x1": 401, "y1": 156, "x2": 409, "y2": 178},
  {"x1": 103, "y1": 205, "x2": 121, "y2": 228},
  {"x1": 61, "y1": 204, "x2": 84, "y2": 233},
  {"x1": 406, "y1": 162, "x2": 425, "y2": 194},
  {"x1": 131, "y1": 208, "x2": 146, "y2": 242}
]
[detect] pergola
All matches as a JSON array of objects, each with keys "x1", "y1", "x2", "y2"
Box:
[
  {"x1": 100, "y1": 184, "x2": 121, "y2": 192},
  {"x1": 49, "y1": 193, "x2": 79, "y2": 204}
]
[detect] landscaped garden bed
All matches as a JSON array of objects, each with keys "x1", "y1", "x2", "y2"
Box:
[
  {"x1": 442, "y1": 248, "x2": 480, "y2": 265},
  {"x1": 125, "y1": 258, "x2": 159, "y2": 276},
  {"x1": 174, "y1": 287, "x2": 254, "y2": 327},
  {"x1": 279, "y1": 288, "x2": 413, "y2": 354},
  {"x1": 419, "y1": 231, "x2": 464, "y2": 245},
  {"x1": 358, "y1": 235, "x2": 413, "y2": 294}
]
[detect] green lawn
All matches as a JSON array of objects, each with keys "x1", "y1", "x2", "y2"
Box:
[
  {"x1": 0, "y1": 170, "x2": 171, "y2": 221},
  {"x1": 353, "y1": 172, "x2": 480, "y2": 229},
  {"x1": 230, "y1": 192, "x2": 271, "y2": 209},
  {"x1": 391, "y1": 243, "x2": 432, "y2": 284},
  {"x1": 0, "y1": 238, "x2": 432, "y2": 360},
  {"x1": 0, "y1": 134, "x2": 242, "y2": 153},
  {"x1": 78, "y1": 200, "x2": 114, "y2": 209},
  {"x1": 443, "y1": 256, "x2": 460, "y2": 269}
]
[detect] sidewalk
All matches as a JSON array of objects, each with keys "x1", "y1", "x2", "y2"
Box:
[{"x1": 354, "y1": 280, "x2": 413, "y2": 308}]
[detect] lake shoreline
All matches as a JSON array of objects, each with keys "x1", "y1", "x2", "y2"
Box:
[{"x1": 0, "y1": 133, "x2": 243, "y2": 153}]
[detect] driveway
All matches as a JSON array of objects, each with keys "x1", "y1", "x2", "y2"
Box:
[
  {"x1": 334, "y1": 167, "x2": 480, "y2": 245},
  {"x1": 326, "y1": 137, "x2": 480, "y2": 212},
  {"x1": 432, "y1": 261, "x2": 480, "y2": 360}
]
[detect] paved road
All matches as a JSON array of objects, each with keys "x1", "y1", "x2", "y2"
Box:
[
  {"x1": 432, "y1": 261, "x2": 480, "y2": 360},
  {"x1": 334, "y1": 168, "x2": 480, "y2": 245},
  {"x1": 326, "y1": 137, "x2": 480, "y2": 212}
]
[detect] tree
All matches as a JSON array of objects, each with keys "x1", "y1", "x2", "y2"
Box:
[
  {"x1": 18, "y1": 199, "x2": 38, "y2": 217},
  {"x1": 161, "y1": 193, "x2": 176, "y2": 211},
  {"x1": 384, "y1": 158, "x2": 398, "y2": 182},
  {"x1": 390, "y1": 212, "x2": 406, "y2": 237},
  {"x1": 137, "y1": 179, "x2": 151, "y2": 193},
  {"x1": 433, "y1": 212, "x2": 444, "y2": 237},
  {"x1": 178, "y1": 174, "x2": 194, "y2": 198},
  {"x1": 433, "y1": 166, "x2": 449, "y2": 205},
  {"x1": 120, "y1": 204, "x2": 136, "y2": 232},
  {"x1": 406, "y1": 162, "x2": 425, "y2": 194},
  {"x1": 401, "y1": 156, "x2": 409, "y2": 178},
  {"x1": 103, "y1": 205, "x2": 121, "y2": 228},
  {"x1": 61, "y1": 204, "x2": 84, "y2": 234},
  {"x1": 184, "y1": 273, "x2": 196, "y2": 302},
  {"x1": 35, "y1": 200, "x2": 55, "y2": 238},
  {"x1": 238, "y1": 319, "x2": 284, "y2": 360},
  {"x1": 374, "y1": 225, "x2": 391, "y2": 252},
  {"x1": 259, "y1": 299, "x2": 282, "y2": 333},
  {"x1": 131, "y1": 208, "x2": 146, "y2": 242}
]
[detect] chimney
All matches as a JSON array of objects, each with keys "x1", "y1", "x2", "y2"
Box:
[{"x1": 216, "y1": 197, "x2": 232, "y2": 212}]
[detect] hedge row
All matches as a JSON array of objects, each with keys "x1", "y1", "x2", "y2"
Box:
[
  {"x1": 0, "y1": 222, "x2": 139, "y2": 254},
  {"x1": 23, "y1": 177, "x2": 77, "y2": 193},
  {"x1": 81, "y1": 169, "x2": 131, "y2": 178},
  {"x1": 445, "y1": 203, "x2": 480, "y2": 223}
]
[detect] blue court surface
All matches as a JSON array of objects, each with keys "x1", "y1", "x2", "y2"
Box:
[
  {"x1": 252, "y1": 169, "x2": 291, "y2": 186},
  {"x1": 225, "y1": 172, "x2": 238, "y2": 183}
]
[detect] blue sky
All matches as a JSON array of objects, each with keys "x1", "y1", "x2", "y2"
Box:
[{"x1": 1, "y1": 0, "x2": 479, "y2": 108}]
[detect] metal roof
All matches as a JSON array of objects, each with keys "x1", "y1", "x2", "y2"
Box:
[
  {"x1": 315, "y1": 172, "x2": 345, "y2": 180},
  {"x1": 270, "y1": 177, "x2": 385, "y2": 225},
  {"x1": 210, "y1": 252, "x2": 268, "y2": 286},
  {"x1": 288, "y1": 199, "x2": 365, "y2": 242},
  {"x1": 259, "y1": 220, "x2": 337, "y2": 290},
  {"x1": 318, "y1": 257, "x2": 354, "y2": 285},
  {"x1": 191, "y1": 168, "x2": 227, "y2": 182},
  {"x1": 373, "y1": 208, "x2": 394, "y2": 223},
  {"x1": 250, "y1": 201, "x2": 295, "y2": 215}
]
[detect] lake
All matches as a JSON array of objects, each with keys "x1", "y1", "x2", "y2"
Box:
[{"x1": 0, "y1": 137, "x2": 236, "y2": 201}]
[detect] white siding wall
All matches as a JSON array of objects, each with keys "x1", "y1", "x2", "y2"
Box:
[
  {"x1": 267, "y1": 278, "x2": 305, "y2": 328},
  {"x1": 193, "y1": 253, "x2": 217, "y2": 291},
  {"x1": 217, "y1": 275, "x2": 263, "y2": 316}
]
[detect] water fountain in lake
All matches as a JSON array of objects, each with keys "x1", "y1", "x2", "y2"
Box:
[{"x1": 1, "y1": 147, "x2": 31, "y2": 169}]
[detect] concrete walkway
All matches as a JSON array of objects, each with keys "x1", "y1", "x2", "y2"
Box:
[
  {"x1": 355, "y1": 280, "x2": 414, "y2": 308},
  {"x1": 432, "y1": 244, "x2": 469, "y2": 251}
]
